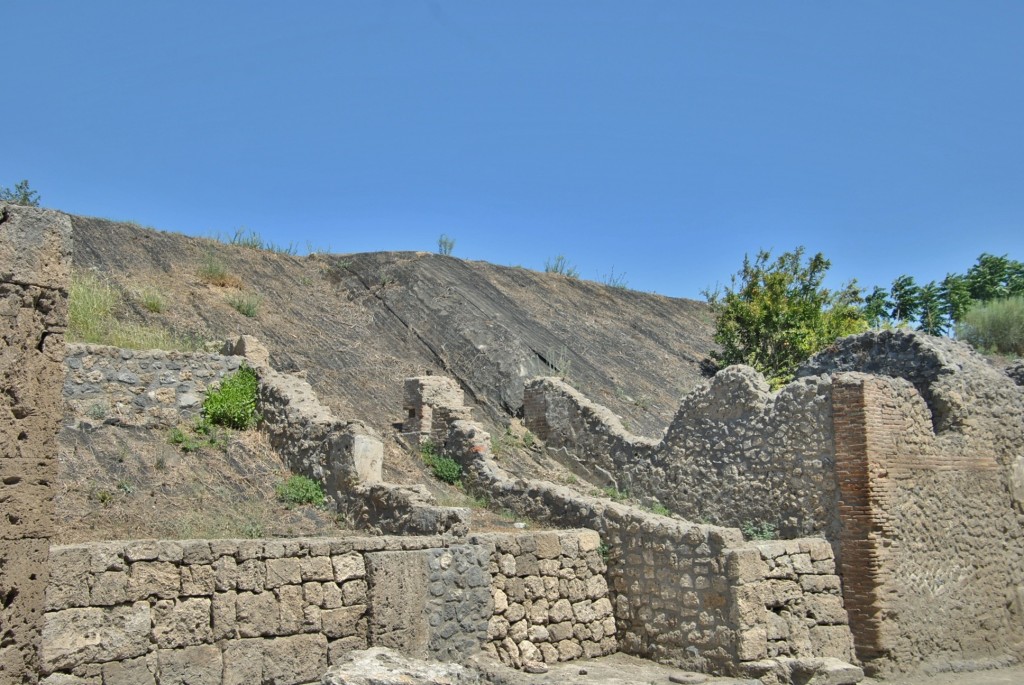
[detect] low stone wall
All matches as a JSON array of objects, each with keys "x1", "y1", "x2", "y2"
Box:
[
  {"x1": 431, "y1": 395, "x2": 854, "y2": 677},
  {"x1": 524, "y1": 369, "x2": 839, "y2": 541},
  {"x1": 40, "y1": 530, "x2": 607, "y2": 684},
  {"x1": 729, "y1": 540, "x2": 854, "y2": 671},
  {"x1": 63, "y1": 344, "x2": 242, "y2": 428},
  {"x1": 473, "y1": 530, "x2": 615, "y2": 668}
]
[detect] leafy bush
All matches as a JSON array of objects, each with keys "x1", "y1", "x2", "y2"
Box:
[
  {"x1": 741, "y1": 520, "x2": 778, "y2": 541},
  {"x1": 957, "y1": 296, "x2": 1024, "y2": 355},
  {"x1": 704, "y1": 247, "x2": 867, "y2": 388},
  {"x1": 437, "y1": 234, "x2": 455, "y2": 256},
  {"x1": 420, "y1": 441, "x2": 462, "y2": 485},
  {"x1": 544, "y1": 255, "x2": 579, "y2": 278},
  {"x1": 276, "y1": 475, "x2": 325, "y2": 507},
  {"x1": 203, "y1": 365, "x2": 260, "y2": 430},
  {"x1": 228, "y1": 293, "x2": 262, "y2": 318}
]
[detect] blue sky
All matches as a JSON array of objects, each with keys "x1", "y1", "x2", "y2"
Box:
[{"x1": 5, "y1": 2, "x2": 1023, "y2": 299}]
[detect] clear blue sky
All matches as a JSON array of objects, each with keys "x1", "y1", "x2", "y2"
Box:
[{"x1": 5, "y1": 2, "x2": 1023, "y2": 299}]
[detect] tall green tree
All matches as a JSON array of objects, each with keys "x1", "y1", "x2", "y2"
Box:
[
  {"x1": 0, "y1": 179, "x2": 40, "y2": 206},
  {"x1": 704, "y1": 247, "x2": 867, "y2": 388},
  {"x1": 916, "y1": 281, "x2": 946, "y2": 335},
  {"x1": 939, "y1": 273, "x2": 972, "y2": 324},
  {"x1": 889, "y1": 275, "x2": 922, "y2": 323},
  {"x1": 862, "y1": 286, "x2": 892, "y2": 328},
  {"x1": 965, "y1": 253, "x2": 1024, "y2": 302}
]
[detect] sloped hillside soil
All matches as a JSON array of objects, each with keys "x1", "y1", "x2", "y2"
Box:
[
  {"x1": 54, "y1": 422, "x2": 349, "y2": 543},
  {"x1": 69, "y1": 216, "x2": 716, "y2": 440}
]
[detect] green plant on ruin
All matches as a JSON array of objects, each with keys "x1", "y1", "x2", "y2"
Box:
[
  {"x1": 275, "y1": 474, "x2": 325, "y2": 507},
  {"x1": 597, "y1": 542, "x2": 611, "y2": 562},
  {"x1": 437, "y1": 234, "x2": 456, "y2": 256},
  {"x1": 957, "y1": 295, "x2": 1024, "y2": 356},
  {"x1": 420, "y1": 440, "x2": 463, "y2": 485},
  {"x1": 740, "y1": 520, "x2": 778, "y2": 541},
  {"x1": 600, "y1": 486, "x2": 629, "y2": 503},
  {"x1": 703, "y1": 247, "x2": 867, "y2": 388},
  {"x1": 203, "y1": 365, "x2": 260, "y2": 430},
  {"x1": 649, "y1": 502, "x2": 671, "y2": 516}
]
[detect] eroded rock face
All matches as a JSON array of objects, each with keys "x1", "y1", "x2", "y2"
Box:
[
  {"x1": 0, "y1": 205, "x2": 71, "y2": 682},
  {"x1": 322, "y1": 647, "x2": 479, "y2": 685}
]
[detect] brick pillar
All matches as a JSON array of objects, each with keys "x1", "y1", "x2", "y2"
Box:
[
  {"x1": 831, "y1": 375, "x2": 887, "y2": 664},
  {"x1": 0, "y1": 205, "x2": 71, "y2": 683}
]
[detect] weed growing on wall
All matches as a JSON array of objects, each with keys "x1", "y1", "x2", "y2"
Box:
[
  {"x1": 544, "y1": 255, "x2": 579, "y2": 278},
  {"x1": 276, "y1": 475, "x2": 325, "y2": 507},
  {"x1": 420, "y1": 440, "x2": 463, "y2": 485},
  {"x1": 741, "y1": 520, "x2": 778, "y2": 541},
  {"x1": 203, "y1": 365, "x2": 260, "y2": 430}
]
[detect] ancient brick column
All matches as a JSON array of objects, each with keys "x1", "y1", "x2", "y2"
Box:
[{"x1": 0, "y1": 205, "x2": 71, "y2": 683}]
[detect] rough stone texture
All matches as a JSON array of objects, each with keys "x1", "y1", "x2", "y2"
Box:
[
  {"x1": 831, "y1": 370, "x2": 1024, "y2": 675},
  {"x1": 1005, "y1": 360, "x2": 1024, "y2": 387},
  {"x1": 62, "y1": 344, "x2": 240, "y2": 429},
  {"x1": 364, "y1": 546, "x2": 491, "y2": 661},
  {"x1": 402, "y1": 377, "x2": 473, "y2": 447},
  {"x1": 520, "y1": 330, "x2": 1024, "y2": 676},
  {"x1": 0, "y1": 205, "x2": 71, "y2": 683},
  {"x1": 39, "y1": 536, "x2": 445, "y2": 682},
  {"x1": 471, "y1": 531, "x2": 616, "y2": 669},
  {"x1": 524, "y1": 369, "x2": 839, "y2": 540},
  {"x1": 429, "y1": 385, "x2": 853, "y2": 677},
  {"x1": 323, "y1": 647, "x2": 478, "y2": 685}
]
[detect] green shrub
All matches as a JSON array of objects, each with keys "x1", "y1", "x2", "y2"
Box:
[
  {"x1": 228, "y1": 293, "x2": 262, "y2": 318},
  {"x1": 203, "y1": 365, "x2": 260, "y2": 430},
  {"x1": 957, "y1": 295, "x2": 1024, "y2": 356},
  {"x1": 741, "y1": 521, "x2": 778, "y2": 541},
  {"x1": 420, "y1": 441, "x2": 462, "y2": 485},
  {"x1": 437, "y1": 234, "x2": 455, "y2": 256},
  {"x1": 276, "y1": 475, "x2": 325, "y2": 507}
]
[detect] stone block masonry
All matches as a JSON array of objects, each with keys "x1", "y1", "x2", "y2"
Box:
[
  {"x1": 472, "y1": 530, "x2": 616, "y2": 669},
  {"x1": 0, "y1": 204, "x2": 72, "y2": 683},
  {"x1": 40, "y1": 531, "x2": 607, "y2": 683}
]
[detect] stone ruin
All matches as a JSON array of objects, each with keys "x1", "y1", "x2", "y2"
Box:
[{"x1": 2, "y1": 204, "x2": 1024, "y2": 684}]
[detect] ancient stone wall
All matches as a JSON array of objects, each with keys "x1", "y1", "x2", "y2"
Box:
[
  {"x1": 0, "y1": 205, "x2": 71, "y2": 683},
  {"x1": 419, "y1": 379, "x2": 855, "y2": 677},
  {"x1": 40, "y1": 531, "x2": 607, "y2": 683},
  {"x1": 832, "y1": 372, "x2": 1024, "y2": 675},
  {"x1": 524, "y1": 368, "x2": 840, "y2": 540},
  {"x1": 472, "y1": 530, "x2": 615, "y2": 668},
  {"x1": 525, "y1": 330, "x2": 1024, "y2": 675},
  {"x1": 63, "y1": 344, "x2": 242, "y2": 428}
]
